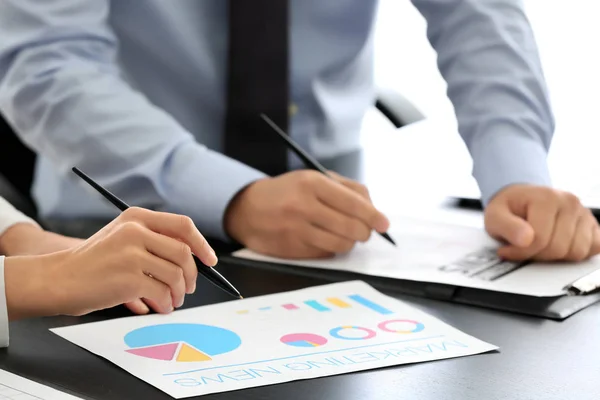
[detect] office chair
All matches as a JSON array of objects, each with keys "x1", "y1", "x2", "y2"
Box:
[
  {"x1": 0, "y1": 90, "x2": 424, "y2": 220},
  {"x1": 375, "y1": 87, "x2": 424, "y2": 128},
  {"x1": 0, "y1": 114, "x2": 38, "y2": 219}
]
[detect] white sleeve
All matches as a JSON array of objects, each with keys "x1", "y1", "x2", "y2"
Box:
[
  {"x1": 0, "y1": 196, "x2": 38, "y2": 237},
  {"x1": 0, "y1": 256, "x2": 9, "y2": 347},
  {"x1": 0, "y1": 197, "x2": 38, "y2": 348}
]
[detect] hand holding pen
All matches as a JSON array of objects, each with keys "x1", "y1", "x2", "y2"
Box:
[
  {"x1": 72, "y1": 167, "x2": 243, "y2": 307},
  {"x1": 260, "y1": 114, "x2": 396, "y2": 247},
  {"x1": 223, "y1": 117, "x2": 395, "y2": 260}
]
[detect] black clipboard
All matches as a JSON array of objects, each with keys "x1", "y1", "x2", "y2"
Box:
[{"x1": 220, "y1": 254, "x2": 600, "y2": 320}]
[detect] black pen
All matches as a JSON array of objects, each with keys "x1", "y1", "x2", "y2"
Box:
[
  {"x1": 260, "y1": 114, "x2": 396, "y2": 247},
  {"x1": 71, "y1": 167, "x2": 243, "y2": 299}
]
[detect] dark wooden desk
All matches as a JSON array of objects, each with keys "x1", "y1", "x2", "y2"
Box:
[{"x1": 1, "y1": 262, "x2": 599, "y2": 400}]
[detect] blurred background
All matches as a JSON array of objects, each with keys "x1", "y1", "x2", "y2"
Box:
[{"x1": 365, "y1": 0, "x2": 600, "y2": 208}]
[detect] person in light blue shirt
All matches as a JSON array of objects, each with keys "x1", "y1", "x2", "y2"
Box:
[{"x1": 0, "y1": 1, "x2": 598, "y2": 269}]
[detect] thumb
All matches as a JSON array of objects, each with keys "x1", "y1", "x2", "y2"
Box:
[{"x1": 485, "y1": 207, "x2": 535, "y2": 248}]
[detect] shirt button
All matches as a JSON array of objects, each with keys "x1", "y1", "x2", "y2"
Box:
[{"x1": 289, "y1": 103, "x2": 298, "y2": 116}]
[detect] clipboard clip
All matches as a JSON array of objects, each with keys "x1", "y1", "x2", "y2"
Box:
[{"x1": 564, "y1": 269, "x2": 600, "y2": 296}]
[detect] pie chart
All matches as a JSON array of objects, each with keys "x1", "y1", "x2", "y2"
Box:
[
  {"x1": 280, "y1": 333, "x2": 328, "y2": 348},
  {"x1": 124, "y1": 323, "x2": 241, "y2": 362}
]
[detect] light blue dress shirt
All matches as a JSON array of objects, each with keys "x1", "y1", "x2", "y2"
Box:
[{"x1": 0, "y1": 0, "x2": 553, "y2": 240}]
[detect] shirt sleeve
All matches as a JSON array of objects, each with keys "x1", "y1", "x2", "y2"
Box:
[
  {"x1": 0, "y1": 0, "x2": 266, "y2": 240},
  {"x1": 0, "y1": 197, "x2": 39, "y2": 238},
  {"x1": 0, "y1": 256, "x2": 9, "y2": 347},
  {"x1": 0, "y1": 197, "x2": 38, "y2": 348},
  {"x1": 411, "y1": 0, "x2": 554, "y2": 205}
]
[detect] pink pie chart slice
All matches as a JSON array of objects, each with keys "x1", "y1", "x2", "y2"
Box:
[{"x1": 125, "y1": 342, "x2": 179, "y2": 361}]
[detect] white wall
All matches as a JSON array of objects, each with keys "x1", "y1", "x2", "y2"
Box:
[{"x1": 370, "y1": 0, "x2": 600, "y2": 198}]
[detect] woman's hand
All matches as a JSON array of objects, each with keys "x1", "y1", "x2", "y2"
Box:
[{"x1": 4, "y1": 207, "x2": 218, "y2": 320}]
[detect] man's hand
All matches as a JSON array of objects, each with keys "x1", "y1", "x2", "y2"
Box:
[
  {"x1": 224, "y1": 170, "x2": 389, "y2": 259},
  {"x1": 484, "y1": 184, "x2": 600, "y2": 261}
]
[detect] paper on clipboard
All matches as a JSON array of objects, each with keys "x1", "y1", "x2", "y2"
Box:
[{"x1": 233, "y1": 215, "x2": 600, "y2": 297}]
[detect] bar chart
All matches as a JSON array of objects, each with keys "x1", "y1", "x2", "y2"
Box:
[{"x1": 235, "y1": 294, "x2": 393, "y2": 316}]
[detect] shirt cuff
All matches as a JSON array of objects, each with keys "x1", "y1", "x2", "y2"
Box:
[
  {"x1": 0, "y1": 197, "x2": 40, "y2": 236},
  {"x1": 0, "y1": 256, "x2": 9, "y2": 347},
  {"x1": 471, "y1": 127, "x2": 552, "y2": 207},
  {"x1": 162, "y1": 141, "x2": 267, "y2": 241}
]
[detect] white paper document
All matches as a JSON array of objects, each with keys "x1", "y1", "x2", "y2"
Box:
[
  {"x1": 0, "y1": 369, "x2": 82, "y2": 400},
  {"x1": 51, "y1": 281, "x2": 496, "y2": 398},
  {"x1": 233, "y1": 216, "x2": 600, "y2": 297}
]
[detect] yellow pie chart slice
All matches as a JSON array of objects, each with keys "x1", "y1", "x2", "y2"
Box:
[{"x1": 176, "y1": 343, "x2": 212, "y2": 362}]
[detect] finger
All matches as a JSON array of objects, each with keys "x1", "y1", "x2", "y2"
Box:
[
  {"x1": 525, "y1": 200, "x2": 560, "y2": 255},
  {"x1": 124, "y1": 299, "x2": 150, "y2": 315},
  {"x1": 140, "y1": 251, "x2": 186, "y2": 309},
  {"x1": 497, "y1": 202, "x2": 558, "y2": 261},
  {"x1": 299, "y1": 223, "x2": 356, "y2": 254},
  {"x1": 310, "y1": 200, "x2": 371, "y2": 242},
  {"x1": 141, "y1": 228, "x2": 198, "y2": 294},
  {"x1": 327, "y1": 171, "x2": 372, "y2": 201},
  {"x1": 591, "y1": 224, "x2": 600, "y2": 256},
  {"x1": 140, "y1": 298, "x2": 163, "y2": 314},
  {"x1": 485, "y1": 206, "x2": 534, "y2": 248},
  {"x1": 313, "y1": 177, "x2": 389, "y2": 232},
  {"x1": 565, "y1": 214, "x2": 596, "y2": 262},
  {"x1": 140, "y1": 276, "x2": 174, "y2": 314},
  {"x1": 122, "y1": 207, "x2": 218, "y2": 267},
  {"x1": 535, "y1": 207, "x2": 580, "y2": 261}
]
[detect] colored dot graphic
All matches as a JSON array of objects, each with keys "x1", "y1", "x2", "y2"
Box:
[
  {"x1": 280, "y1": 333, "x2": 328, "y2": 348},
  {"x1": 329, "y1": 326, "x2": 377, "y2": 340},
  {"x1": 378, "y1": 319, "x2": 425, "y2": 334}
]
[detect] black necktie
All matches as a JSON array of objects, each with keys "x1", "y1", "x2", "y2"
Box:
[{"x1": 224, "y1": 0, "x2": 290, "y2": 176}]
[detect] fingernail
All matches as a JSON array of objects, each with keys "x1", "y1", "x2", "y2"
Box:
[
  {"x1": 210, "y1": 250, "x2": 218, "y2": 266},
  {"x1": 140, "y1": 303, "x2": 150, "y2": 314}
]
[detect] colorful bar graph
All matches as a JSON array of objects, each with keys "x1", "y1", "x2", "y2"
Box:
[
  {"x1": 304, "y1": 300, "x2": 330, "y2": 312},
  {"x1": 327, "y1": 297, "x2": 351, "y2": 308},
  {"x1": 236, "y1": 295, "x2": 392, "y2": 316},
  {"x1": 348, "y1": 294, "x2": 392, "y2": 315}
]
